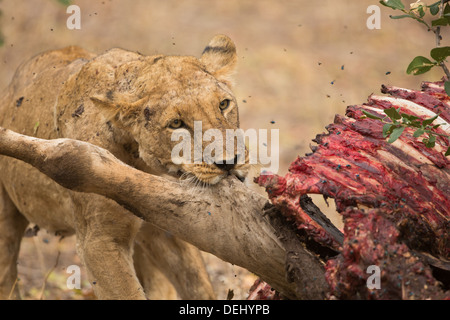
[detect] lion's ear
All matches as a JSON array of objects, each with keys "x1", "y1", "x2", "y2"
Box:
[
  {"x1": 90, "y1": 92, "x2": 144, "y2": 128},
  {"x1": 200, "y1": 35, "x2": 237, "y2": 85}
]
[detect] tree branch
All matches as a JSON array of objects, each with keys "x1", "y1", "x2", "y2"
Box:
[
  {"x1": 0, "y1": 127, "x2": 330, "y2": 299},
  {"x1": 437, "y1": 0, "x2": 450, "y2": 80}
]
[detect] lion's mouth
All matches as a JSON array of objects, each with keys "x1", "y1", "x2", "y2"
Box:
[{"x1": 175, "y1": 167, "x2": 246, "y2": 185}]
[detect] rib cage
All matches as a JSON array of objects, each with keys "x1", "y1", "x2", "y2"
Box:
[{"x1": 255, "y1": 81, "x2": 449, "y2": 299}]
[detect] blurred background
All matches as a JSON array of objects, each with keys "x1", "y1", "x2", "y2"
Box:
[{"x1": 0, "y1": 0, "x2": 447, "y2": 299}]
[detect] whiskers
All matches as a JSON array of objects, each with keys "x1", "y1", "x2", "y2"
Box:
[{"x1": 178, "y1": 171, "x2": 212, "y2": 197}]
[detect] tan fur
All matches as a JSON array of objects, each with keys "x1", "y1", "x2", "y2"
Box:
[{"x1": 0, "y1": 35, "x2": 247, "y2": 299}]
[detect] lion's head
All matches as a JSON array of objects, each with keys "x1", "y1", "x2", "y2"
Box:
[{"x1": 90, "y1": 35, "x2": 249, "y2": 185}]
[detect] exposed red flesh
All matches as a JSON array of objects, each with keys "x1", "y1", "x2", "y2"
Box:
[
  {"x1": 247, "y1": 279, "x2": 281, "y2": 300},
  {"x1": 254, "y1": 82, "x2": 450, "y2": 300},
  {"x1": 325, "y1": 207, "x2": 448, "y2": 299},
  {"x1": 381, "y1": 84, "x2": 450, "y2": 123}
]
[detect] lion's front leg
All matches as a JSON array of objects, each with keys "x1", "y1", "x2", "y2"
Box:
[
  {"x1": 0, "y1": 184, "x2": 28, "y2": 300},
  {"x1": 134, "y1": 223, "x2": 216, "y2": 300},
  {"x1": 72, "y1": 194, "x2": 146, "y2": 300},
  {"x1": 133, "y1": 241, "x2": 178, "y2": 300}
]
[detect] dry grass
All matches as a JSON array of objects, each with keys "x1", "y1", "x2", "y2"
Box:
[{"x1": 0, "y1": 0, "x2": 447, "y2": 299}]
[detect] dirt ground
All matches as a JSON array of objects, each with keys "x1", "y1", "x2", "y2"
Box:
[{"x1": 0, "y1": 0, "x2": 446, "y2": 300}]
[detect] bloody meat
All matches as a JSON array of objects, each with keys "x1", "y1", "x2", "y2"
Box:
[{"x1": 254, "y1": 82, "x2": 449, "y2": 300}]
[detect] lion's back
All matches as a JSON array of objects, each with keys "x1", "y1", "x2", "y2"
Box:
[{"x1": 0, "y1": 46, "x2": 95, "y2": 138}]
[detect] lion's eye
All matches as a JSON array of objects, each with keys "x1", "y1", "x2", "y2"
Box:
[
  {"x1": 219, "y1": 99, "x2": 231, "y2": 111},
  {"x1": 169, "y1": 119, "x2": 184, "y2": 129}
]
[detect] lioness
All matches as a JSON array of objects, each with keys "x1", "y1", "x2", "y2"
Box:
[{"x1": 0, "y1": 35, "x2": 249, "y2": 299}]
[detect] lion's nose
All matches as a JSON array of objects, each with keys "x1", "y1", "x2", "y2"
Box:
[{"x1": 215, "y1": 155, "x2": 239, "y2": 172}]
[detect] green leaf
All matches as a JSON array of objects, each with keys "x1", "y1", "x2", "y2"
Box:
[
  {"x1": 445, "y1": 146, "x2": 450, "y2": 157},
  {"x1": 432, "y1": 17, "x2": 449, "y2": 27},
  {"x1": 362, "y1": 110, "x2": 383, "y2": 120},
  {"x1": 389, "y1": 14, "x2": 430, "y2": 29},
  {"x1": 57, "y1": 0, "x2": 72, "y2": 5},
  {"x1": 418, "y1": 5, "x2": 426, "y2": 18},
  {"x1": 401, "y1": 114, "x2": 419, "y2": 120},
  {"x1": 430, "y1": 46, "x2": 450, "y2": 63},
  {"x1": 390, "y1": 14, "x2": 415, "y2": 19},
  {"x1": 445, "y1": 3, "x2": 450, "y2": 15},
  {"x1": 387, "y1": 126, "x2": 405, "y2": 143},
  {"x1": 422, "y1": 113, "x2": 439, "y2": 126},
  {"x1": 445, "y1": 81, "x2": 450, "y2": 97},
  {"x1": 425, "y1": 134, "x2": 436, "y2": 148},
  {"x1": 429, "y1": 1, "x2": 440, "y2": 15},
  {"x1": 409, "y1": 120, "x2": 422, "y2": 128},
  {"x1": 401, "y1": 113, "x2": 420, "y2": 122},
  {"x1": 406, "y1": 56, "x2": 436, "y2": 75},
  {"x1": 384, "y1": 107, "x2": 402, "y2": 120},
  {"x1": 383, "y1": 124, "x2": 394, "y2": 138},
  {"x1": 413, "y1": 128, "x2": 425, "y2": 138},
  {"x1": 388, "y1": 9, "x2": 430, "y2": 27},
  {"x1": 379, "y1": 0, "x2": 405, "y2": 10},
  {"x1": 401, "y1": 116, "x2": 421, "y2": 128}
]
